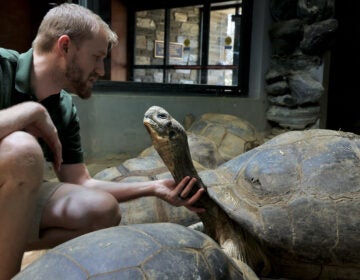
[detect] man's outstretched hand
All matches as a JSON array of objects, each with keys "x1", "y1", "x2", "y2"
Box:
[{"x1": 153, "y1": 176, "x2": 206, "y2": 213}]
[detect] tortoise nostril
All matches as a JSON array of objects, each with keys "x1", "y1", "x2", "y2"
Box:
[{"x1": 169, "y1": 130, "x2": 176, "y2": 139}]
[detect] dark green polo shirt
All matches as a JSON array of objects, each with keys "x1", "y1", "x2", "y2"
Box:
[{"x1": 0, "y1": 47, "x2": 84, "y2": 164}]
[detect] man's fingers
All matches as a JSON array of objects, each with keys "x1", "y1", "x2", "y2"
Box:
[
  {"x1": 52, "y1": 142, "x2": 63, "y2": 171},
  {"x1": 179, "y1": 177, "x2": 197, "y2": 199},
  {"x1": 181, "y1": 188, "x2": 206, "y2": 213},
  {"x1": 46, "y1": 135, "x2": 62, "y2": 171},
  {"x1": 165, "y1": 176, "x2": 206, "y2": 213},
  {"x1": 185, "y1": 188, "x2": 205, "y2": 206},
  {"x1": 173, "y1": 176, "x2": 191, "y2": 194}
]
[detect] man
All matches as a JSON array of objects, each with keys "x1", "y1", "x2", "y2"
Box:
[{"x1": 0, "y1": 3, "x2": 204, "y2": 279}]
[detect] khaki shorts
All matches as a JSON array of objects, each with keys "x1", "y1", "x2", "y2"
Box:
[{"x1": 28, "y1": 181, "x2": 63, "y2": 243}]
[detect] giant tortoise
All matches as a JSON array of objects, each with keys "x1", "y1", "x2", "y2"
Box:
[
  {"x1": 15, "y1": 223, "x2": 247, "y2": 279},
  {"x1": 94, "y1": 112, "x2": 262, "y2": 226},
  {"x1": 143, "y1": 105, "x2": 360, "y2": 279}
]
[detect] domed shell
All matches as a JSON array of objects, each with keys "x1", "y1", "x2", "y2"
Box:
[
  {"x1": 202, "y1": 129, "x2": 360, "y2": 265},
  {"x1": 15, "y1": 223, "x2": 245, "y2": 280},
  {"x1": 188, "y1": 113, "x2": 263, "y2": 162}
]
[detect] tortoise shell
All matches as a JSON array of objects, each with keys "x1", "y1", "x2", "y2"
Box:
[
  {"x1": 188, "y1": 112, "x2": 263, "y2": 162},
  {"x1": 142, "y1": 106, "x2": 360, "y2": 278},
  {"x1": 201, "y1": 129, "x2": 360, "y2": 277},
  {"x1": 15, "y1": 223, "x2": 245, "y2": 279}
]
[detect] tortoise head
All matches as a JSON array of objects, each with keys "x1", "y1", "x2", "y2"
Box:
[{"x1": 143, "y1": 106, "x2": 199, "y2": 184}]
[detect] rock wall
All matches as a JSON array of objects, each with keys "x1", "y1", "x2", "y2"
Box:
[{"x1": 266, "y1": 0, "x2": 338, "y2": 133}]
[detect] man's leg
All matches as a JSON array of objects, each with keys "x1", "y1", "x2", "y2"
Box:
[
  {"x1": 0, "y1": 132, "x2": 44, "y2": 280},
  {"x1": 27, "y1": 182, "x2": 122, "y2": 250}
]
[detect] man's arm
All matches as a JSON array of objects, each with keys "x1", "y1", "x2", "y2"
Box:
[
  {"x1": 56, "y1": 163, "x2": 205, "y2": 213},
  {"x1": 0, "y1": 102, "x2": 62, "y2": 169},
  {"x1": 0, "y1": 102, "x2": 63, "y2": 278}
]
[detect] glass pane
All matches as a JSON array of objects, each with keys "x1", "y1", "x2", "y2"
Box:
[
  {"x1": 133, "y1": 69, "x2": 163, "y2": 83},
  {"x1": 167, "y1": 69, "x2": 200, "y2": 84},
  {"x1": 208, "y1": 8, "x2": 237, "y2": 66},
  {"x1": 134, "y1": 9, "x2": 165, "y2": 65},
  {"x1": 207, "y1": 69, "x2": 236, "y2": 86},
  {"x1": 168, "y1": 6, "x2": 201, "y2": 66},
  {"x1": 132, "y1": 4, "x2": 243, "y2": 88}
]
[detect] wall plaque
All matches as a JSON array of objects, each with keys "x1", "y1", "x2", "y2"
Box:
[{"x1": 154, "y1": 40, "x2": 183, "y2": 59}]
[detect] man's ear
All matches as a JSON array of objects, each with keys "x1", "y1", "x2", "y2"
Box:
[{"x1": 58, "y1": 35, "x2": 71, "y2": 55}]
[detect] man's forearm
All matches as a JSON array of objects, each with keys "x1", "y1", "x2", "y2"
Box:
[{"x1": 0, "y1": 102, "x2": 44, "y2": 139}]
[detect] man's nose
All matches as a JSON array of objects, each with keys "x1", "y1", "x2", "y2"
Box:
[{"x1": 95, "y1": 60, "x2": 105, "y2": 77}]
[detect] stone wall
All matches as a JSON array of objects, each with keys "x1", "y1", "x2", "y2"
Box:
[
  {"x1": 266, "y1": 0, "x2": 337, "y2": 134},
  {"x1": 134, "y1": 7, "x2": 236, "y2": 85}
]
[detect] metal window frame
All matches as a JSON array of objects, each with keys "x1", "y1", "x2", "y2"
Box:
[{"x1": 125, "y1": 0, "x2": 252, "y2": 96}]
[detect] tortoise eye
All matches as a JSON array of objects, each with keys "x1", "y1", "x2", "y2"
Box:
[{"x1": 157, "y1": 113, "x2": 167, "y2": 119}]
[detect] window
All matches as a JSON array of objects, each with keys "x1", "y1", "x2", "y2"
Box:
[{"x1": 127, "y1": 0, "x2": 253, "y2": 95}]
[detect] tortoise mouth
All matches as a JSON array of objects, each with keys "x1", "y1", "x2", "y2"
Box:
[
  {"x1": 143, "y1": 121, "x2": 152, "y2": 134},
  {"x1": 143, "y1": 121, "x2": 161, "y2": 142},
  {"x1": 143, "y1": 122, "x2": 154, "y2": 138}
]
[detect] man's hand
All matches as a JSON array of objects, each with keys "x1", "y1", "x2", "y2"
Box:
[
  {"x1": 23, "y1": 103, "x2": 62, "y2": 170},
  {"x1": 154, "y1": 176, "x2": 206, "y2": 213}
]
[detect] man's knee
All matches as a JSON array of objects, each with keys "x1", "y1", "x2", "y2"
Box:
[
  {"x1": 69, "y1": 190, "x2": 121, "y2": 231},
  {"x1": 89, "y1": 192, "x2": 122, "y2": 230},
  {"x1": 1, "y1": 131, "x2": 43, "y2": 158},
  {"x1": 0, "y1": 131, "x2": 44, "y2": 190}
]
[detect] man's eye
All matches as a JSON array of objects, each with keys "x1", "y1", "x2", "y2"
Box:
[{"x1": 94, "y1": 55, "x2": 103, "y2": 61}]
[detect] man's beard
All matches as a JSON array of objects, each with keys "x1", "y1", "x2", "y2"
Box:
[{"x1": 65, "y1": 59, "x2": 97, "y2": 99}]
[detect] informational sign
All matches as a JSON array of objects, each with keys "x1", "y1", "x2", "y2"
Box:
[
  {"x1": 225, "y1": 36, "x2": 233, "y2": 50},
  {"x1": 154, "y1": 40, "x2": 183, "y2": 59},
  {"x1": 183, "y1": 38, "x2": 190, "y2": 51}
]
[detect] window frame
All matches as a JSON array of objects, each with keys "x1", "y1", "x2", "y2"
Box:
[{"x1": 122, "y1": 0, "x2": 253, "y2": 96}]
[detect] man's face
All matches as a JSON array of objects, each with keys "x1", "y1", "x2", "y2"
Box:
[{"x1": 65, "y1": 31, "x2": 108, "y2": 99}]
